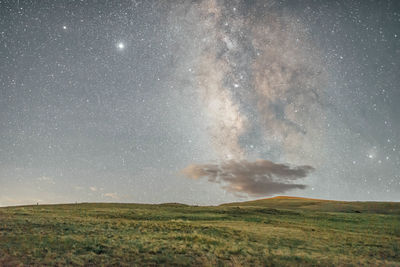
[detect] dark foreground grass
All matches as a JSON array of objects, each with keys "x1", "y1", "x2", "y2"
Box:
[{"x1": 0, "y1": 198, "x2": 399, "y2": 266}]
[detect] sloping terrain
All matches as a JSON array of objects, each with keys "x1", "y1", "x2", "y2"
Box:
[
  {"x1": 221, "y1": 196, "x2": 400, "y2": 214},
  {"x1": 0, "y1": 198, "x2": 399, "y2": 266}
]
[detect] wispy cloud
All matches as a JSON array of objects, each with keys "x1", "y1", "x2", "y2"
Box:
[
  {"x1": 89, "y1": 186, "x2": 97, "y2": 192},
  {"x1": 103, "y1": 192, "x2": 119, "y2": 200},
  {"x1": 37, "y1": 176, "x2": 55, "y2": 184}
]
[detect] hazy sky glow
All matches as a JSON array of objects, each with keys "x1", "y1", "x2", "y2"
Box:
[{"x1": 1, "y1": 0, "x2": 400, "y2": 206}]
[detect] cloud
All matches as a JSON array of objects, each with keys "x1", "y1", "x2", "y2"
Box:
[
  {"x1": 104, "y1": 192, "x2": 119, "y2": 200},
  {"x1": 182, "y1": 159, "x2": 313, "y2": 196},
  {"x1": 37, "y1": 176, "x2": 55, "y2": 184},
  {"x1": 171, "y1": 0, "x2": 323, "y2": 196},
  {"x1": 89, "y1": 186, "x2": 97, "y2": 192}
]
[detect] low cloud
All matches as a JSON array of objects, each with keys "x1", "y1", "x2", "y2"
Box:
[
  {"x1": 104, "y1": 192, "x2": 119, "y2": 200},
  {"x1": 89, "y1": 186, "x2": 97, "y2": 192},
  {"x1": 182, "y1": 159, "x2": 314, "y2": 196},
  {"x1": 37, "y1": 176, "x2": 55, "y2": 185}
]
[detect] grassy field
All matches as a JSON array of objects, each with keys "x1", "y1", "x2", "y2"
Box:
[{"x1": 0, "y1": 197, "x2": 399, "y2": 266}]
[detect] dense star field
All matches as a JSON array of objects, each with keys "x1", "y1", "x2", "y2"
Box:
[
  {"x1": 1, "y1": 1, "x2": 400, "y2": 266},
  {"x1": 1, "y1": 1, "x2": 400, "y2": 204}
]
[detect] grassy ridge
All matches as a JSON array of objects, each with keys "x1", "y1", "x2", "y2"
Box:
[
  {"x1": 0, "y1": 198, "x2": 399, "y2": 266},
  {"x1": 222, "y1": 196, "x2": 400, "y2": 214}
]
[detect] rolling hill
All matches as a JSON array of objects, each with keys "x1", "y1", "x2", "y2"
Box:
[
  {"x1": 221, "y1": 196, "x2": 400, "y2": 214},
  {"x1": 0, "y1": 197, "x2": 399, "y2": 266}
]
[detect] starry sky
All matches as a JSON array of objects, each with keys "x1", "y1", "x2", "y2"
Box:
[{"x1": 1, "y1": 0, "x2": 400, "y2": 206}]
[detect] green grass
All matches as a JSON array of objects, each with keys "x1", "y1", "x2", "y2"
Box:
[{"x1": 1, "y1": 197, "x2": 399, "y2": 266}]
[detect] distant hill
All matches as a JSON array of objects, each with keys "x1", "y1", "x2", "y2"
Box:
[
  {"x1": 1, "y1": 198, "x2": 400, "y2": 266},
  {"x1": 221, "y1": 196, "x2": 400, "y2": 215}
]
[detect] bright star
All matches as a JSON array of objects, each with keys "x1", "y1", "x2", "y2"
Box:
[
  {"x1": 117, "y1": 42, "x2": 125, "y2": 50},
  {"x1": 367, "y1": 147, "x2": 377, "y2": 159}
]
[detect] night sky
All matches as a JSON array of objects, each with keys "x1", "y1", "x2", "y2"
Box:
[{"x1": 1, "y1": 0, "x2": 400, "y2": 206}]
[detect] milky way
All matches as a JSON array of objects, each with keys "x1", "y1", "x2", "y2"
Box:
[
  {"x1": 171, "y1": 0, "x2": 326, "y2": 195},
  {"x1": 1, "y1": 0, "x2": 400, "y2": 206}
]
